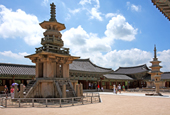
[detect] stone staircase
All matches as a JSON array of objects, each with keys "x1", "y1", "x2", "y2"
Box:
[
  {"x1": 57, "y1": 79, "x2": 76, "y2": 97},
  {"x1": 55, "y1": 81, "x2": 62, "y2": 98},
  {"x1": 24, "y1": 80, "x2": 36, "y2": 95}
]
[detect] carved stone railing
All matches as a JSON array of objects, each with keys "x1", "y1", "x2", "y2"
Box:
[
  {"x1": 35, "y1": 44, "x2": 70, "y2": 55},
  {"x1": 41, "y1": 36, "x2": 63, "y2": 46}
]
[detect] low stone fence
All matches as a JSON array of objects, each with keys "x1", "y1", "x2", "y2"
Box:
[
  {"x1": 0, "y1": 92, "x2": 101, "y2": 108},
  {"x1": 127, "y1": 88, "x2": 170, "y2": 92}
]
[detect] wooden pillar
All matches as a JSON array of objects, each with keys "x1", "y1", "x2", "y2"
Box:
[
  {"x1": 127, "y1": 81, "x2": 129, "y2": 89},
  {"x1": 86, "y1": 81, "x2": 88, "y2": 89},
  {"x1": 12, "y1": 76, "x2": 15, "y2": 83}
]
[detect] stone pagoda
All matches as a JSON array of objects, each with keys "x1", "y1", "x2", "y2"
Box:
[
  {"x1": 147, "y1": 45, "x2": 165, "y2": 93},
  {"x1": 24, "y1": 3, "x2": 80, "y2": 98}
]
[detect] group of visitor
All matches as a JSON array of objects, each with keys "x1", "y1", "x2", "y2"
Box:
[
  {"x1": 88, "y1": 82, "x2": 97, "y2": 89},
  {"x1": 4, "y1": 85, "x2": 15, "y2": 99},
  {"x1": 113, "y1": 84, "x2": 125, "y2": 94},
  {"x1": 4, "y1": 84, "x2": 25, "y2": 99}
]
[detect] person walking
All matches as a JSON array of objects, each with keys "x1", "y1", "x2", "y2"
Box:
[
  {"x1": 89, "y1": 82, "x2": 91, "y2": 89},
  {"x1": 10, "y1": 86, "x2": 14, "y2": 99},
  {"x1": 4, "y1": 85, "x2": 8, "y2": 98},
  {"x1": 118, "y1": 84, "x2": 121, "y2": 94},
  {"x1": 115, "y1": 85, "x2": 118, "y2": 94},
  {"x1": 123, "y1": 85, "x2": 125, "y2": 91},
  {"x1": 113, "y1": 84, "x2": 116, "y2": 93},
  {"x1": 97, "y1": 84, "x2": 100, "y2": 91}
]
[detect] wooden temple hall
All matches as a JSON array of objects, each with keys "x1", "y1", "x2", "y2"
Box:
[{"x1": 1, "y1": 57, "x2": 170, "y2": 92}]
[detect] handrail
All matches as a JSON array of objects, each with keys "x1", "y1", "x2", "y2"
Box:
[
  {"x1": 55, "y1": 81, "x2": 62, "y2": 97},
  {"x1": 25, "y1": 80, "x2": 38, "y2": 98},
  {"x1": 68, "y1": 81, "x2": 76, "y2": 97},
  {"x1": 1, "y1": 92, "x2": 101, "y2": 108}
]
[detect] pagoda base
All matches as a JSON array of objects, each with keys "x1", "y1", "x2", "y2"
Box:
[
  {"x1": 24, "y1": 78, "x2": 77, "y2": 98},
  {"x1": 145, "y1": 93, "x2": 163, "y2": 96}
]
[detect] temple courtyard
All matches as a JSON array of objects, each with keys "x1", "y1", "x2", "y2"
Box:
[{"x1": 1, "y1": 92, "x2": 170, "y2": 115}]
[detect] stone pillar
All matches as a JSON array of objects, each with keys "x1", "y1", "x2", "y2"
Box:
[
  {"x1": 56, "y1": 64, "x2": 60, "y2": 78},
  {"x1": 156, "y1": 84, "x2": 160, "y2": 93},
  {"x1": 76, "y1": 84, "x2": 80, "y2": 97},
  {"x1": 14, "y1": 84, "x2": 18, "y2": 98},
  {"x1": 62, "y1": 64, "x2": 69, "y2": 78},
  {"x1": 62, "y1": 84, "x2": 66, "y2": 98},
  {"x1": 73, "y1": 82, "x2": 77, "y2": 91},
  {"x1": 46, "y1": 62, "x2": 55, "y2": 78},
  {"x1": 43, "y1": 62, "x2": 47, "y2": 77},
  {"x1": 20, "y1": 84, "x2": 24, "y2": 98},
  {"x1": 52, "y1": 62, "x2": 56, "y2": 77},
  {"x1": 80, "y1": 83, "x2": 83, "y2": 96},
  {"x1": 36, "y1": 62, "x2": 39, "y2": 78},
  {"x1": 61, "y1": 64, "x2": 63, "y2": 77}
]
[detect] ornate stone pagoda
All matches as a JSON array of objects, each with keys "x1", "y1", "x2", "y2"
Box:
[
  {"x1": 24, "y1": 3, "x2": 80, "y2": 98},
  {"x1": 147, "y1": 45, "x2": 165, "y2": 88}
]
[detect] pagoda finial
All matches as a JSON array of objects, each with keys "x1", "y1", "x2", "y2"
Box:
[
  {"x1": 154, "y1": 44, "x2": 157, "y2": 60},
  {"x1": 49, "y1": 3, "x2": 57, "y2": 22}
]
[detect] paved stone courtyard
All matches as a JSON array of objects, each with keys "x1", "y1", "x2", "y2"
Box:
[{"x1": 1, "y1": 92, "x2": 170, "y2": 115}]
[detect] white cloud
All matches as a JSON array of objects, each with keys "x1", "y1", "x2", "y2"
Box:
[
  {"x1": 62, "y1": 26, "x2": 152, "y2": 69},
  {"x1": 127, "y1": 2, "x2": 141, "y2": 12},
  {"x1": 0, "y1": 51, "x2": 29, "y2": 59},
  {"x1": 105, "y1": 15, "x2": 138, "y2": 41},
  {"x1": 158, "y1": 49, "x2": 170, "y2": 72},
  {"x1": 0, "y1": 5, "x2": 44, "y2": 45},
  {"x1": 78, "y1": 0, "x2": 103, "y2": 21},
  {"x1": 42, "y1": 0, "x2": 49, "y2": 6},
  {"x1": 68, "y1": 8, "x2": 81, "y2": 14},
  {"x1": 105, "y1": 13, "x2": 117, "y2": 18},
  {"x1": 79, "y1": 0, "x2": 91, "y2": 5},
  {"x1": 89, "y1": 7, "x2": 102, "y2": 21}
]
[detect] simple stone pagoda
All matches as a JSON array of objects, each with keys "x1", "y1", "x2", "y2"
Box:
[
  {"x1": 147, "y1": 45, "x2": 165, "y2": 90},
  {"x1": 24, "y1": 3, "x2": 80, "y2": 98}
]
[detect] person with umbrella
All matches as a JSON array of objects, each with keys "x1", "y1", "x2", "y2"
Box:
[
  {"x1": 11, "y1": 83, "x2": 18, "y2": 99},
  {"x1": 10, "y1": 86, "x2": 14, "y2": 99}
]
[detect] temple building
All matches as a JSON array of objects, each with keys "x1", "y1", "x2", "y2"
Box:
[{"x1": 1, "y1": 2, "x2": 170, "y2": 93}]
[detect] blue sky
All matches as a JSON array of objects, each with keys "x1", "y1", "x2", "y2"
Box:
[{"x1": 0, "y1": 0, "x2": 170, "y2": 71}]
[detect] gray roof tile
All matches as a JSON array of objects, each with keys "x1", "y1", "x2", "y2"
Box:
[
  {"x1": 0, "y1": 63, "x2": 35, "y2": 76},
  {"x1": 104, "y1": 73, "x2": 133, "y2": 80},
  {"x1": 114, "y1": 64, "x2": 150, "y2": 74},
  {"x1": 161, "y1": 72, "x2": 170, "y2": 80},
  {"x1": 0, "y1": 59, "x2": 113, "y2": 76},
  {"x1": 69, "y1": 59, "x2": 113, "y2": 73}
]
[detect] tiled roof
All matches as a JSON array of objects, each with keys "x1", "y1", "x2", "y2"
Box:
[
  {"x1": 69, "y1": 59, "x2": 113, "y2": 73},
  {"x1": 152, "y1": 0, "x2": 170, "y2": 21},
  {"x1": 114, "y1": 64, "x2": 150, "y2": 74},
  {"x1": 0, "y1": 59, "x2": 113, "y2": 76},
  {"x1": 161, "y1": 72, "x2": 170, "y2": 80},
  {"x1": 0, "y1": 63, "x2": 35, "y2": 76},
  {"x1": 104, "y1": 73, "x2": 133, "y2": 80}
]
